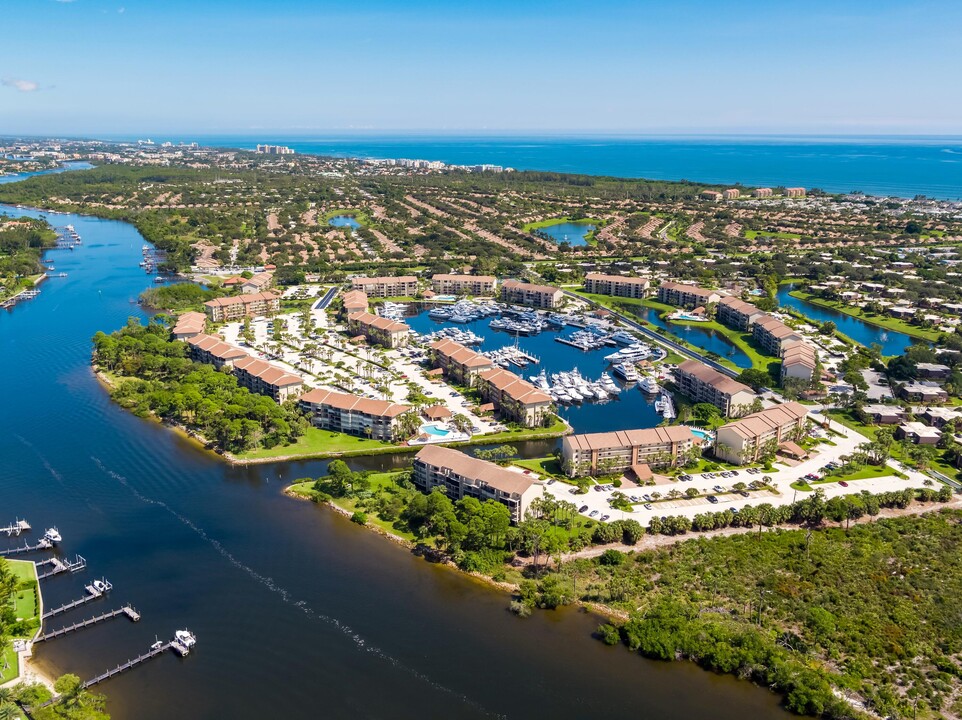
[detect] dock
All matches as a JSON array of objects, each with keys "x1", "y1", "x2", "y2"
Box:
[
  {"x1": 35, "y1": 605, "x2": 140, "y2": 643},
  {"x1": 36, "y1": 554, "x2": 86, "y2": 579},
  {"x1": 42, "y1": 580, "x2": 114, "y2": 619},
  {"x1": 1, "y1": 519, "x2": 31, "y2": 537},
  {"x1": 82, "y1": 634, "x2": 192, "y2": 690},
  {"x1": 0, "y1": 538, "x2": 52, "y2": 556}
]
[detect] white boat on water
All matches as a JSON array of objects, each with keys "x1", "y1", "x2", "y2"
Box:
[
  {"x1": 610, "y1": 330, "x2": 637, "y2": 346},
  {"x1": 640, "y1": 376, "x2": 660, "y2": 394},
  {"x1": 43, "y1": 527, "x2": 62, "y2": 544},
  {"x1": 612, "y1": 363, "x2": 640, "y2": 383},
  {"x1": 175, "y1": 629, "x2": 197, "y2": 648},
  {"x1": 605, "y1": 342, "x2": 650, "y2": 363},
  {"x1": 599, "y1": 372, "x2": 621, "y2": 394}
]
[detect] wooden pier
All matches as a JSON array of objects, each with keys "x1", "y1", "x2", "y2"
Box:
[
  {"x1": 82, "y1": 636, "x2": 189, "y2": 690},
  {"x1": 37, "y1": 554, "x2": 86, "y2": 579},
  {"x1": 42, "y1": 580, "x2": 113, "y2": 619},
  {"x1": 0, "y1": 538, "x2": 52, "y2": 556},
  {"x1": 1, "y1": 519, "x2": 31, "y2": 537},
  {"x1": 36, "y1": 605, "x2": 140, "y2": 643}
]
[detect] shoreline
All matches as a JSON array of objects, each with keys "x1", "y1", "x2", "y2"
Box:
[{"x1": 785, "y1": 288, "x2": 941, "y2": 342}]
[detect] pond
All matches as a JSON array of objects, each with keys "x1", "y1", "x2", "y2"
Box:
[
  {"x1": 622, "y1": 305, "x2": 753, "y2": 369},
  {"x1": 533, "y1": 221, "x2": 596, "y2": 246},
  {"x1": 328, "y1": 214, "x2": 361, "y2": 230}
]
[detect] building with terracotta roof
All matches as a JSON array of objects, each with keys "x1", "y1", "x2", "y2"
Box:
[
  {"x1": 700, "y1": 190, "x2": 723, "y2": 202},
  {"x1": 299, "y1": 388, "x2": 413, "y2": 441},
  {"x1": 785, "y1": 187, "x2": 806, "y2": 198},
  {"x1": 561, "y1": 426, "x2": 697, "y2": 477},
  {"x1": 752, "y1": 315, "x2": 804, "y2": 355},
  {"x1": 674, "y1": 360, "x2": 756, "y2": 417},
  {"x1": 203, "y1": 291, "x2": 280, "y2": 322},
  {"x1": 476, "y1": 367, "x2": 553, "y2": 427},
  {"x1": 350, "y1": 275, "x2": 418, "y2": 298},
  {"x1": 430, "y1": 273, "x2": 497, "y2": 296},
  {"x1": 781, "y1": 340, "x2": 817, "y2": 384},
  {"x1": 172, "y1": 311, "x2": 207, "y2": 340},
  {"x1": 412, "y1": 445, "x2": 543, "y2": 523},
  {"x1": 346, "y1": 311, "x2": 410, "y2": 348},
  {"x1": 429, "y1": 338, "x2": 496, "y2": 386},
  {"x1": 722, "y1": 188, "x2": 740, "y2": 200},
  {"x1": 714, "y1": 402, "x2": 809, "y2": 464},
  {"x1": 232, "y1": 355, "x2": 304, "y2": 402},
  {"x1": 500, "y1": 279, "x2": 563, "y2": 309},
  {"x1": 657, "y1": 281, "x2": 722, "y2": 309},
  {"x1": 752, "y1": 188, "x2": 773, "y2": 198},
  {"x1": 340, "y1": 289, "x2": 369, "y2": 315},
  {"x1": 186, "y1": 333, "x2": 249, "y2": 369},
  {"x1": 239, "y1": 271, "x2": 274, "y2": 294},
  {"x1": 716, "y1": 296, "x2": 764, "y2": 331},
  {"x1": 583, "y1": 273, "x2": 650, "y2": 299}
]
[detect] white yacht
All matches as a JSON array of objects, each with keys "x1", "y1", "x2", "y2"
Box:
[
  {"x1": 610, "y1": 330, "x2": 638, "y2": 346},
  {"x1": 612, "y1": 363, "x2": 640, "y2": 382},
  {"x1": 604, "y1": 342, "x2": 650, "y2": 363},
  {"x1": 175, "y1": 629, "x2": 197, "y2": 648},
  {"x1": 640, "y1": 376, "x2": 660, "y2": 394}
]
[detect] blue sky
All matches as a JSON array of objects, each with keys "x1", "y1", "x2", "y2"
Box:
[{"x1": 1, "y1": 0, "x2": 960, "y2": 135}]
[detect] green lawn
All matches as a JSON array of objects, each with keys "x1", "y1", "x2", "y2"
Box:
[
  {"x1": 474, "y1": 416, "x2": 569, "y2": 445},
  {"x1": 512, "y1": 456, "x2": 565, "y2": 478},
  {"x1": 238, "y1": 426, "x2": 397, "y2": 460},
  {"x1": 744, "y1": 229, "x2": 802, "y2": 240},
  {"x1": 2, "y1": 559, "x2": 39, "y2": 683},
  {"x1": 788, "y1": 290, "x2": 941, "y2": 342},
  {"x1": 821, "y1": 464, "x2": 897, "y2": 482}
]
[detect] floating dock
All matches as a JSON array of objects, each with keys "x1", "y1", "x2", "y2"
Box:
[
  {"x1": 0, "y1": 538, "x2": 52, "y2": 556},
  {"x1": 35, "y1": 605, "x2": 140, "y2": 643},
  {"x1": 1, "y1": 519, "x2": 31, "y2": 537},
  {"x1": 36, "y1": 554, "x2": 86, "y2": 579},
  {"x1": 42, "y1": 580, "x2": 113, "y2": 619}
]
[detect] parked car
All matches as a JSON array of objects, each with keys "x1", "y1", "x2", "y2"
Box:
[
  {"x1": 644, "y1": 503, "x2": 653, "y2": 510},
  {"x1": 838, "y1": 481, "x2": 849, "y2": 487},
  {"x1": 589, "y1": 510, "x2": 599, "y2": 518},
  {"x1": 600, "y1": 514, "x2": 610, "y2": 522},
  {"x1": 707, "y1": 495, "x2": 719, "y2": 504},
  {"x1": 579, "y1": 505, "x2": 589, "y2": 513}
]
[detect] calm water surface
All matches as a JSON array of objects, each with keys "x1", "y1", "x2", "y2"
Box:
[
  {"x1": 1, "y1": 170, "x2": 790, "y2": 719},
  {"x1": 534, "y1": 221, "x2": 596, "y2": 246}
]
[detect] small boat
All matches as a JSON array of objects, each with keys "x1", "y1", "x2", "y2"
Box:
[
  {"x1": 150, "y1": 636, "x2": 164, "y2": 651},
  {"x1": 92, "y1": 579, "x2": 108, "y2": 593},
  {"x1": 174, "y1": 629, "x2": 197, "y2": 648},
  {"x1": 154, "y1": 276, "x2": 164, "y2": 283},
  {"x1": 612, "y1": 363, "x2": 640, "y2": 383},
  {"x1": 44, "y1": 527, "x2": 62, "y2": 544}
]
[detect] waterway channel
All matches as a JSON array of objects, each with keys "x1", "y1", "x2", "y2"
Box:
[
  {"x1": 0, "y1": 167, "x2": 790, "y2": 719},
  {"x1": 776, "y1": 285, "x2": 916, "y2": 356}
]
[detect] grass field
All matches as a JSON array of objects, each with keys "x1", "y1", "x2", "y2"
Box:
[
  {"x1": 1, "y1": 559, "x2": 39, "y2": 683},
  {"x1": 238, "y1": 426, "x2": 394, "y2": 460}
]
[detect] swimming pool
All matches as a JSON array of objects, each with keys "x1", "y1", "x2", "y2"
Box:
[
  {"x1": 690, "y1": 427, "x2": 713, "y2": 441},
  {"x1": 422, "y1": 423, "x2": 452, "y2": 437}
]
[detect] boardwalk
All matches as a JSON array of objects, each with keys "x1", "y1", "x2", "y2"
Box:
[
  {"x1": 36, "y1": 605, "x2": 140, "y2": 643},
  {"x1": 36, "y1": 554, "x2": 86, "y2": 579},
  {"x1": 1, "y1": 519, "x2": 31, "y2": 536},
  {"x1": 0, "y1": 538, "x2": 51, "y2": 556}
]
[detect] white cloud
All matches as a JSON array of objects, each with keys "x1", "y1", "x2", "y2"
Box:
[{"x1": 2, "y1": 78, "x2": 40, "y2": 92}]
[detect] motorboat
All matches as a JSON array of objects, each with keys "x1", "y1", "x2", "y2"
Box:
[
  {"x1": 605, "y1": 342, "x2": 650, "y2": 363},
  {"x1": 640, "y1": 376, "x2": 660, "y2": 394},
  {"x1": 92, "y1": 579, "x2": 109, "y2": 593},
  {"x1": 151, "y1": 636, "x2": 164, "y2": 651},
  {"x1": 610, "y1": 330, "x2": 638, "y2": 345},
  {"x1": 174, "y1": 629, "x2": 197, "y2": 648},
  {"x1": 612, "y1": 363, "x2": 640, "y2": 383},
  {"x1": 43, "y1": 527, "x2": 62, "y2": 544}
]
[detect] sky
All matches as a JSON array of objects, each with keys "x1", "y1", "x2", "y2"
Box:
[{"x1": 1, "y1": 0, "x2": 961, "y2": 136}]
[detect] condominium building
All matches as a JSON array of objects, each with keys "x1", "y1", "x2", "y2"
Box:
[
  {"x1": 716, "y1": 296, "x2": 764, "y2": 331},
  {"x1": 340, "y1": 289, "x2": 369, "y2": 315},
  {"x1": 239, "y1": 271, "x2": 274, "y2": 294},
  {"x1": 299, "y1": 388, "x2": 412, "y2": 442},
  {"x1": 583, "y1": 273, "x2": 650, "y2": 299},
  {"x1": 500, "y1": 279, "x2": 563, "y2": 309},
  {"x1": 430, "y1": 273, "x2": 497, "y2": 296},
  {"x1": 429, "y1": 338, "x2": 496, "y2": 386},
  {"x1": 346, "y1": 311, "x2": 410, "y2": 348},
  {"x1": 701, "y1": 191, "x2": 723, "y2": 201},
  {"x1": 232, "y1": 356, "x2": 304, "y2": 402},
  {"x1": 185, "y1": 333, "x2": 248, "y2": 369},
  {"x1": 896, "y1": 421, "x2": 942, "y2": 446},
  {"x1": 714, "y1": 402, "x2": 809, "y2": 464},
  {"x1": 350, "y1": 275, "x2": 419, "y2": 298},
  {"x1": 897, "y1": 381, "x2": 949, "y2": 404},
  {"x1": 561, "y1": 426, "x2": 697, "y2": 477},
  {"x1": 203, "y1": 291, "x2": 280, "y2": 322},
  {"x1": 785, "y1": 187, "x2": 806, "y2": 198},
  {"x1": 172, "y1": 311, "x2": 207, "y2": 340},
  {"x1": 476, "y1": 367, "x2": 553, "y2": 427},
  {"x1": 752, "y1": 315, "x2": 804, "y2": 355},
  {"x1": 780, "y1": 340, "x2": 817, "y2": 384},
  {"x1": 752, "y1": 188, "x2": 773, "y2": 198},
  {"x1": 412, "y1": 445, "x2": 543, "y2": 523},
  {"x1": 657, "y1": 281, "x2": 722, "y2": 309},
  {"x1": 674, "y1": 360, "x2": 756, "y2": 417},
  {"x1": 722, "y1": 188, "x2": 740, "y2": 200}
]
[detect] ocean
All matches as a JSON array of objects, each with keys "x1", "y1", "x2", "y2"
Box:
[{"x1": 147, "y1": 134, "x2": 962, "y2": 199}]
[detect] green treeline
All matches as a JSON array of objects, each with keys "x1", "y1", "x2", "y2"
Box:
[
  {"x1": 591, "y1": 508, "x2": 962, "y2": 719},
  {"x1": 92, "y1": 320, "x2": 307, "y2": 452},
  {"x1": 138, "y1": 282, "x2": 225, "y2": 311},
  {"x1": 0, "y1": 215, "x2": 57, "y2": 297}
]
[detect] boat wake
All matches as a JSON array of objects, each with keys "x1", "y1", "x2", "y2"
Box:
[{"x1": 89, "y1": 456, "x2": 503, "y2": 719}]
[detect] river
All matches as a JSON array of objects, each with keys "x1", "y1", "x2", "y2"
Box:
[{"x1": 0, "y1": 168, "x2": 789, "y2": 719}]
